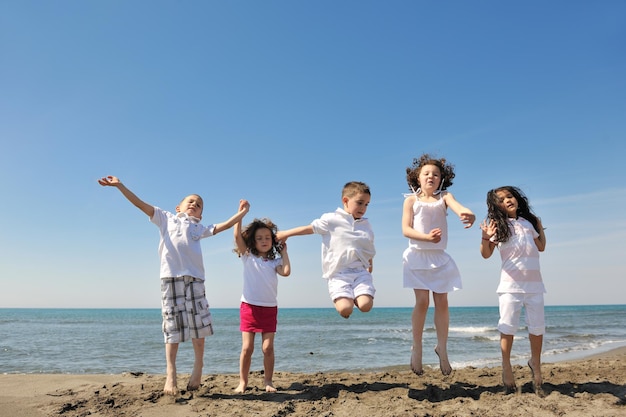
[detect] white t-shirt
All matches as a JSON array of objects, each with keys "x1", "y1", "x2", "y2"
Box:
[
  {"x1": 311, "y1": 208, "x2": 375, "y2": 279},
  {"x1": 494, "y1": 217, "x2": 545, "y2": 294},
  {"x1": 150, "y1": 207, "x2": 216, "y2": 280},
  {"x1": 240, "y1": 253, "x2": 283, "y2": 307}
]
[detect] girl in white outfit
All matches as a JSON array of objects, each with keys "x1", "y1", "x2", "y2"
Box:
[
  {"x1": 480, "y1": 185, "x2": 546, "y2": 395},
  {"x1": 233, "y1": 215, "x2": 291, "y2": 393},
  {"x1": 402, "y1": 154, "x2": 475, "y2": 376}
]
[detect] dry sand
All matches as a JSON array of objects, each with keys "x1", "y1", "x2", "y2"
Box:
[{"x1": 1, "y1": 347, "x2": 624, "y2": 417}]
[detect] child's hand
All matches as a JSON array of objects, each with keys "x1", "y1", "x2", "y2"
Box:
[
  {"x1": 459, "y1": 211, "x2": 475, "y2": 228},
  {"x1": 277, "y1": 240, "x2": 287, "y2": 254},
  {"x1": 98, "y1": 175, "x2": 120, "y2": 187},
  {"x1": 239, "y1": 199, "x2": 250, "y2": 213},
  {"x1": 480, "y1": 219, "x2": 496, "y2": 238},
  {"x1": 427, "y1": 228, "x2": 442, "y2": 243}
]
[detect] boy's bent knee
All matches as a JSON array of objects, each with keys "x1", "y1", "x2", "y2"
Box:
[
  {"x1": 334, "y1": 297, "x2": 354, "y2": 317},
  {"x1": 355, "y1": 295, "x2": 374, "y2": 312}
]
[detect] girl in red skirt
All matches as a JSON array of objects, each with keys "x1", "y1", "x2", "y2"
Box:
[{"x1": 233, "y1": 217, "x2": 291, "y2": 393}]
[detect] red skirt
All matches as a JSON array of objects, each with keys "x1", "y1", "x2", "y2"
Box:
[{"x1": 239, "y1": 302, "x2": 278, "y2": 333}]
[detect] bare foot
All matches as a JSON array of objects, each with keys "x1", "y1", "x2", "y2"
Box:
[
  {"x1": 163, "y1": 375, "x2": 178, "y2": 396},
  {"x1": 434, "y1": 346, "x2": 452, "y2": 376},
  {"x1": 410, "y1": 346, "x2": 423, "y2": 376},
  {"x1": 186, "y1": 382, "x2": 200, "y2": 391},
  {"x1": 265, "y1": 381, "x2": 277, "y2": 392},
  {"x1": 234, "y1": 382, "x2": 247, "y2": 394},
  {"x1": 187, "y1": 369, "x2": 202, "y2": 391},
  {"x1": 502, "y1": 365, "x2": 516, "y2": 394},
  {"x1": 527, "y1": 360, "x2": 543, "y2": 394}
]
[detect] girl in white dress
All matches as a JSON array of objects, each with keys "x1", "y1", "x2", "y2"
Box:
[{"x1": 402, "y1": 154, "x2": 475, "y2": 376}]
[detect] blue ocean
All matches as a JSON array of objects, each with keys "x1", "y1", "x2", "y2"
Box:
[{"x1": 1, "y1": 305, "x2": 625, "y2": 375}]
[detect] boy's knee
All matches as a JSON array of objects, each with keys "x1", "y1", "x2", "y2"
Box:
[
  {"x1": 334, "y1": 298, "x2": 354, "y2": 318},
  {"x1": 336, "y1": 305, "x2": 354, "y2": 318},
  {"x1": 355, "y1": 295, "x2": 374, "y2": 312},
  {"x1": 358, "y1": 303, "x2": 373, "y2": 313}
]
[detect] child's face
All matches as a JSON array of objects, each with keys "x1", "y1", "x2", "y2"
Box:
[
  {"x1": 342, "y1": 192, "x2": 370, "y2": 219},
  {"x1": 495, "y1": 190, "x2": 518, "y2": 218},
  {"x1": 176, "y1": 195, "x2": 203, "y2": 219},
  {"x1": 418, "y1": 164, "x2": 441, "y2": 192},
  {"x1": 254, "y1": 227, "x2": 274, "y2": 255}
]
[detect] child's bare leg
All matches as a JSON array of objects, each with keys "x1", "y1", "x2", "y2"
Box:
[
  {"x1": 528, "y1": 333, "x2": 543, "y2": 390},
  {"x1": 411, "y1": 290, "x2": 429, "y2": 375},
  {"x1": 187, "y1": 338, "x2": 205, "y2": 391},
  {"x1": 334, "y1": 297, "x2": 354, "y2": 319},
  {"x1": 262, "y1": 332, "x2": 277, "y2": 392},
  {"x1": 355, "y1": 294, "x2": 373, "y2": 313},
  {"x1": 500, "y1": 333, "x2": 516, "y2": 391},
  {"x1": 235, "y1": 332, "x2": 255, "y2": 393},
  {"x1": 433, "y1": 292, "x2": 452, "y2": 375},
  {"x1": 164, "y1": 343, "x2": 179, "y2": 395}
]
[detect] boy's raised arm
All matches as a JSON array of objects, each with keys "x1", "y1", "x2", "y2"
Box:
[
  {"x1": 214, "y1": 199, "x2": 250, "y2": 235},
  {"x1": 98, "y1": 175, "x2": 154, "y2": 218}
]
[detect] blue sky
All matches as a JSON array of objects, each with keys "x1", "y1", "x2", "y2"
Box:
[{"x1": 1, "y1": 1, "x2": 625, "y2": 309}]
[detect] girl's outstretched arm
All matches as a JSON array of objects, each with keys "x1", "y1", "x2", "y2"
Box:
[
  {"x1": 233, "y1": 217, "x2": 247, "y2": 255},
  {"x1": 443, "y1": 192, "x2": 475, "y2": 228}
]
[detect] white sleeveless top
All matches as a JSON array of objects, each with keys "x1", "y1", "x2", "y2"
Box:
[{"x1": 402, "y1": 192, "x2": 462, "y2": 292}]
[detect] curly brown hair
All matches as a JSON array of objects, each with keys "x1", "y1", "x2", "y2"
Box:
[
  {"x1": 405, "y1": 154, "x2": 456, "y2": 193},
  {"x1": 234, "y1": 218, "x2": 281, "y2": 259}
]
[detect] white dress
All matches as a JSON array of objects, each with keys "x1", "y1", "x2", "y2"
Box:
[{"x1": 402, "y1": 193, "x2": 462, "y2": 293}]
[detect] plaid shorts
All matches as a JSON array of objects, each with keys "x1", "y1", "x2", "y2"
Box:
[{"x1": 160, "y1": 276, "x2": 214, "y2": 343}]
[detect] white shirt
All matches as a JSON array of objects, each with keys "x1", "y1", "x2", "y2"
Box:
[
  {"x1": 495, "y1": 217, "x2": 545, "y2": 294},
  {"x1": 150, "y1": 207, "x2": 216, "y2": 280},
  {"x1": 240, "y1": 253, "x2": 283, "y2": 307},
  {"x1": 311, "y1": 208, "x2": 375, "y2": 279}
]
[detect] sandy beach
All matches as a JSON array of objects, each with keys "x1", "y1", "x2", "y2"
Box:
[{"x1": 1, "y1": 347, "x2": 624, "y2": 417}]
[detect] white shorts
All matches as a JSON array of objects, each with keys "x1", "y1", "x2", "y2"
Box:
[
  {"x1": 497, "y1": 292, "x2": 545, "y2": 336},
  {"x1": 327, "y1": 269, "x2": 375, "y2": 302}
]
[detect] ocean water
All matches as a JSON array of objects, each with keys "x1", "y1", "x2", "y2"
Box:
[{"x1": 1, "y1": 305, "x2": 625, "y2": 375}]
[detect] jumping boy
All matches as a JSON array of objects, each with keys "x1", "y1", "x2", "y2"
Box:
[{"x1": 276, "y1": 181, "x2": 375, "y2": 319}]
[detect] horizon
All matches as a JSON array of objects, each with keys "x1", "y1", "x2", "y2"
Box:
[{"x1": 2, "y1": 303, "x2": 623, "y2": 310}]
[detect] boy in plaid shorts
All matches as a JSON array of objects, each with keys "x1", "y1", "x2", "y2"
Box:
[{"x1": 99, "y1": 175, "x2": 249, "y2": 395}]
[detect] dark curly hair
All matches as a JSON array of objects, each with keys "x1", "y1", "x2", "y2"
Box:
[
  {"x1": 234, "y1": 218, "x2": 281, "y2": 259},
  {"x1": 486, "y1": 186, "x2": 541, "y2": 242},
  {"x1": 405, "y1": 154, "x2": 455, "y2": 193}
]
